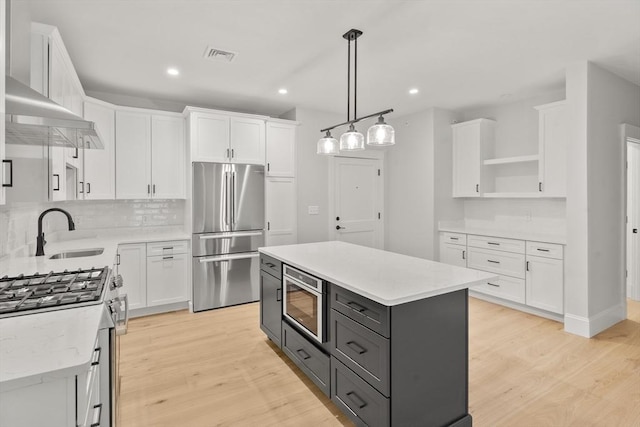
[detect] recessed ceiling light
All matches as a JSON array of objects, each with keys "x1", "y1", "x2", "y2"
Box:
[
  {"x1": 278, "y1": 88, "x2": 288, "y2": 95},
  {"x1": 167, "y1": 68, "x2": 180, "y2": 76},
  {"x1": 409, "y1": 88, "x2": 419, "y2": 95}
]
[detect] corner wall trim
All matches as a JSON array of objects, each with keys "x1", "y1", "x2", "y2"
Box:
[{"x1": 564, "y1": 303, "x2": 626, "y2": 338}]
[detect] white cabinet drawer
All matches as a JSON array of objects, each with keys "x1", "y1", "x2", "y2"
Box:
[
  {"x1": 440, "y1": 232, "x2": 467, "y2": 245},
  {"x1": 468, "y1": 235, "x2": 525, "y2": 254},
  {"x1": 147, "y1": 240, "x2": 188, "y2": 257},
  {"x1": 526, "y1": 241, "x2": 563, "y2": 260},
  {"x1": 468, "y1": 247, "x2": 525, "y2": 279},
  {"x1": 473, "y1": 275, "x2": 525, "y2": 304}
]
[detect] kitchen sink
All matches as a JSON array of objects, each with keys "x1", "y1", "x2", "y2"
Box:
[{"x1": 48, "y1": 248, "x2": 104, "y2": 259}]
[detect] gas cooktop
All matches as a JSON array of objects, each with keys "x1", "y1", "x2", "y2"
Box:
[{"x1": 0, "y1": 266, "x2": 110, "y2": 317}]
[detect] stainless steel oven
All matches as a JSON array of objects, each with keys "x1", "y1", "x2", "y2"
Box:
[{"x1": 283, "y1": 265, "x2": 327, "y2": 344}]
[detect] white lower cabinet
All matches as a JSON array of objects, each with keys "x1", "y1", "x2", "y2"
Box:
[
  {"x1": 117, "y1": 240, "x2": 189, "y2": 315},
  {"x1": 526, "y1": 254, "x2": 564, "y2": 314},
  {"x1": 438, "y1": 231, "x2": 564, "y2": 317}
]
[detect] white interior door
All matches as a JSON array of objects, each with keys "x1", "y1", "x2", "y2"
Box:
[
  {"x1": 331, "y1": 157, "x2": 383, "y2": 249},
  {"x1": 627, "y1": 139, "x2": 640, "y2": 301}
]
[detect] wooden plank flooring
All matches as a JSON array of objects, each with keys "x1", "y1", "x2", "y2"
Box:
[{"x1": 120, "y1": 298, "x2": 640, "y2": 426}]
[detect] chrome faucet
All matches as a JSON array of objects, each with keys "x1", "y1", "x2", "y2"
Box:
[{"x1": 36, "y1": 208, "x2": 76, "y2": 256}]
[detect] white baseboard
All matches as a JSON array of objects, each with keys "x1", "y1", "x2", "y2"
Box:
[{"x1": 564, "y1": 302, "x2": 626, "y2": 338}]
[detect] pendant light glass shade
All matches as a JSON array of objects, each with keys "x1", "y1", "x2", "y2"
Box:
[
  {"x1": 317, "y1": 131, "x2": 339, "y2": 155},
  {"x1": 367, "y1": 115, "x2": 395, "y2": 146},
  {"x1": 339, "y1": 124, "x2": 365, "y2": 151}
]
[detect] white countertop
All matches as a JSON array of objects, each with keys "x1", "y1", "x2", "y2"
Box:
[
  {"x1": 0, "y1": 227, "x2": 190, "y2": 277},
  {"x1": 0, "y1": 304, "x2": 107, "y2": 392},
  {"x1": 260, "y1": 241, "x2": 496, "y2": 306},
  {"x1": 438, "y1": 223, "x2": 567, "y2": 244},
  {"x1": 0, "y1": 227, "x2": 190, "y2": 389}
]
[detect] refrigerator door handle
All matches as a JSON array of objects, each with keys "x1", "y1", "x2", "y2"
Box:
[
  {"x1": 231, "y1": 172, "x2": 236, "y2": 226},
  {"x1": 199, "y1": 231, "x2": 263, "y2": 240},
  {"x1": 224, "y1": 171, "x2": 230, "y2": 226},
  {"x1": 199, "y1": 252, "x2": 260, "y2": 263}
]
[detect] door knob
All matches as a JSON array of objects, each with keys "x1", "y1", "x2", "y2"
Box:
[{"x1": 336, "y1": 225, "x2": 345, "y2": 230}]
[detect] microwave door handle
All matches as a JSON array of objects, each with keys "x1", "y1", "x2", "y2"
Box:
[{"x1": 199, "y1": 252, "x2": 260, "y2": 263}]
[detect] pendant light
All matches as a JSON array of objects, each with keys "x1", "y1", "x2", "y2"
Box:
[
  {"x1": 317, "y1": 130, "x2": 339, "y2": 155},
  {"x1": 317, "y1": 29, "x2": 395, "y2": 155}
]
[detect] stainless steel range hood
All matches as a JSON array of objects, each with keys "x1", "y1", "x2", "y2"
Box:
[
  {"x1": 5, "y1": 76, "x2": 104, "y2": 148},
  {"x1": 4, "y1": 0, "x2": 104, "y2": 149}
]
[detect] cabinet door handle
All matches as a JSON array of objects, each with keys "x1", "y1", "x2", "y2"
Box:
[
  {"x1": 487, "y1": 242, "x2": 500, "y2": 246},
  {"x1": 536, "y1": 248, "x2": 549, "y2": 252},
  {"x1": 450, "y1": 237, "x2": 459, "y2": 240},
  {"x1": 90, "y1": 347, "x2": 101, "y2": 366},
  {"x1": 462, "y1": 250, "x2": 466, "y2": 260},
  {"x1": 346, "y1": 391, "x2": 368, "y2": 409},
  {"x1": 2, "y1": 160, "x2": 13, "y2": 187},
  {"x1": 90, "y1": 403, "x2": 102, "y2": 427},
  {"x1": 73, "y1": 147, "x2": 79, "y2": 159},
  {"x1": 296, "y1": 348, "x2": 311, "y2": 360},
  {"x1": 276, "y1": 288, "x2": 281, "y2": 302},
  {"x1": 79, "y1": 181, "x2": 84, "y2": 194},
  {"x1": 346, "y1": 340, "x2": 367, "y2": 355},
  {"x1": 487, "y1": 259, "x2": 500, "y2": 264},
  {"x1": 153, "y1": 184, "x2": 156, "y2": 195},
  {"x1": 267, "y1": 221, "x2": 270, "y2": 231},
  {"x1": 53, "y1": 174, "x2": 60, "y2": 191},
  {"x1": 267, "y1": 162, "x2": 270, "y2": 172},
  {"x1": 476, "y1": 184, "x2": 479, "y2": 193},
  {"x1": 539, "y1": 182, "x2": 543, "y2": 192},
  {"x1": 86, "y1": 182, "x2": 91, "y2": 194},
  {"x1": 526, "y1": 261, "x2": 530, "y2": 271},
  {"x1": 487, "y1": 282, "x2": 500, "y2": 288},
  {"x1": 347, "y1": 301, "x2": 366, "y2": 313},
  {"x1": 231, "y1": 148, "x2": 235, "y2": 158},
  {"x1": 117, "y1": 254, "x2": 121, "y2": 265},
  {"x1": 147, "y1": 184, "x2": 151, "y2": 195},
  {"x1": 265, "y1": 262, "x2": 276, "y2": 268}
]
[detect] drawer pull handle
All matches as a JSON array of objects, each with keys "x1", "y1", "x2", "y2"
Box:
[
  {"x1": 90, "y1": 403, "x2": 102, "y2": 426},
  {"x1": 163, "y1": 256, "x2": 174, "y2": 260},
  {"x1": 450, "y1": 237, "x2": 459, "y2": 240},
  {"x1": 346, "y1": 391, "x2": 368, "y2": 409},
  {"x1": 487, "y1": 282, "x2": 500, "y2": 288},
  {"x1": 346, "y1": 340, "x2": 367, "y2": 355},
  {"x1": 487, "y1": 260, "x2": 500, "y2": 264},
  {"x1": 347, "y1": 301, "x2": 367, "y2": 313},
  {"x1": 163, "y1": 247, "x2": 174, "y2": 250},
  {"x1": 265, "y1": 262, "x2": 276, "y2": 268},
  {"x1": 487, "y1": 242, "x2": 500, "y2": 246},
  {"x1": 296, "y1": 348, "x2": 311, "y2": 360},
  {"x1": 536, "y1": 248, "x2": 550, "y2": 252},
  {"x1": 276, "y1": 288, "x2": 282, "y2": 302}
]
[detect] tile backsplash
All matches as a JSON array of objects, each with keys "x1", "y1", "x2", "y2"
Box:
[{"x1": 0, "y1": 199, "x2": 186, "y2": 258}]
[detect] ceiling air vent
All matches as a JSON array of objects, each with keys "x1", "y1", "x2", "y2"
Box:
[{"x1": 203, "y1": 46, "x2": 236, "y2": 62}]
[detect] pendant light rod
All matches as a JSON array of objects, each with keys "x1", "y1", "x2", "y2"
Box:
[
  {"x1": 320, "y1": 108, "x2": 394, "y2": 133},
  {"x1": 344, "y1": 29, "x2": 362, "y2": 122}
]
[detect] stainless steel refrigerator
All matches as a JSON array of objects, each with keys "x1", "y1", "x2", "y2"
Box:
[{"x1": 192, "y1": 162, "x2": 265, "y2": 311}]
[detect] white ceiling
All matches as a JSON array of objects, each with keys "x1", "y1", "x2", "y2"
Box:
[{"x1": 26, "y1": 0, "x2": 640, "y2": 118}]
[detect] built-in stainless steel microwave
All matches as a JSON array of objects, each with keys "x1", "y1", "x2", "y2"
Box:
[{"x1": 282, "y1": 265, "x2": 327, "y2": 344}]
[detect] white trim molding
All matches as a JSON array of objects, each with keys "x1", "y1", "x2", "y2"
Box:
[{"x1": 564, "y1": 303, "x2": 626, "y2": 338}]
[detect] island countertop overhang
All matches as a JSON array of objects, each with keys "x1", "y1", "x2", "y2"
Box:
[{"x1": 259, "y1": 241, "x2": 497, "y2": 306}]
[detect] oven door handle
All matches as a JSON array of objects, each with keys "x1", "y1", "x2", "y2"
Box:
[{"x1": 115, "y1": 294, "x2": 129, "y2": 336}]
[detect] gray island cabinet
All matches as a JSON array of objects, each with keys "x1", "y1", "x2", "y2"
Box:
[{"x1": 259, "y1": 241, "x2": 496, "y2": 427}]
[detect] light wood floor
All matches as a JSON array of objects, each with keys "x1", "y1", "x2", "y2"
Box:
[{"x1": 120, "y1": 298, "x2": 640, "y2": 427}]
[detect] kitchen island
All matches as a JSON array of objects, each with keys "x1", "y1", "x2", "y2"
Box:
[{"x1": 259, "y1": 241, "x2": 496, "y2": 427}]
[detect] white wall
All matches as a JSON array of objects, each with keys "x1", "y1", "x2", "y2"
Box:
[
  {"x1": 565, "y1": 61, "x2": 640, "y2": 337},
  {"x1": 284, "y1": 107, "x2": 343, "y2": 244},
  {"x1": 386, "y1": 108, "x2": 463, "y2": 259}
]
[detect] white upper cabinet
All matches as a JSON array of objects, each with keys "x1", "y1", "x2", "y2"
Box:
[
  {"x1": 116, "y1": 109, "x2": 185, "y2": 200},
  {"x1": 186, "y1": 108, "x2": 266, "y2": 164},
  {"x1": 151, "y1": 115, "x2": 185, "y2": 199},
  {"x1": 452, "y1": 119, "x2": 494, "y2": 197},
  {"x1": 230, "y1": 117, "x2": 265, "y2": 164},
  {"x1": 115, "y1": 110, "x2": 152, "y2": 199},
  {"x1": 266, "y1": 121, "x2": 297, "y2": 177},
  {"x1": 535, "y1": 101, "x2": 567, "y2": 197},
  {"x1": 265, "y1": 177, "x2": 297, "y2": 246},
  {"x1": 83, "y1": 98, "x2": 116, "y2": 200}
]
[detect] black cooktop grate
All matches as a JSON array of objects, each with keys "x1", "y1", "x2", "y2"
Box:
[{"x1": 0, "y1": 266, "x2": 109, "y2": 315}]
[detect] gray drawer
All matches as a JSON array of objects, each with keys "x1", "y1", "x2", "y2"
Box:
[
  {"x1": 282, "y1": 322, "x2": 330, "y2": 397},
  {"x1": 332, "y1": 310, "x2": 390, "y2": 397},
  {"x1": 260, "y1": 254, "x2": 281, "y2": 278},
  {"x1": 331, "y1": 285, "x2": 390, "y2": 338},
  {"x1": 331, "y1": 357, "x2": 390, "y2": 427}
]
